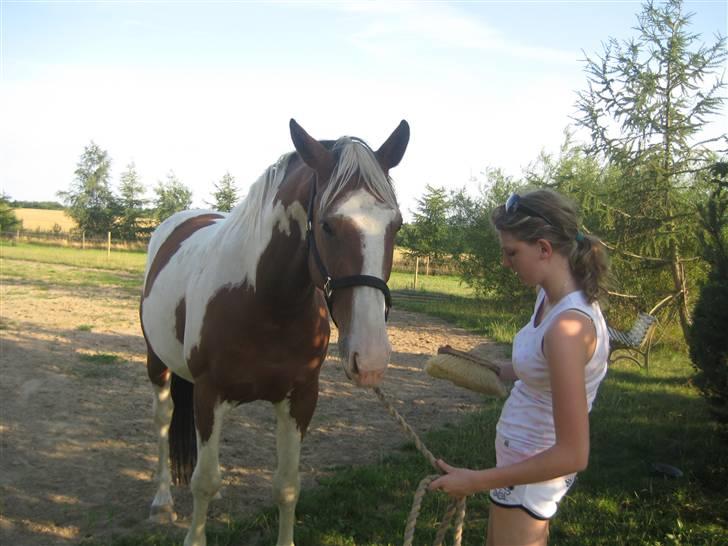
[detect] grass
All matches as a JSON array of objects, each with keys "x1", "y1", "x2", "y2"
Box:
[
  {"x1": 102, "y1": 351, "x2": 725, "y2": 546},
  {"x1": 0, "y1": 241, "x2": 147, "y2": 273},
  {"x1": 79, "y1": 352, "x2": 123, "y2": 365},
  {"x1": 76, "y1": 352, "x2": 126, "y2": 378},
  {"x1": 3, "y1": 241, "x2": 726, "y2": 545}
]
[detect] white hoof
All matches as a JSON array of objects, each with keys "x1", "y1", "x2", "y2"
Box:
[{"x1": 149, "y1": 503, "x2": 177, "y2": 523}]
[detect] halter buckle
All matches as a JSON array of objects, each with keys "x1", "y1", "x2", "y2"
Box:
[{"x1": 324, "y1": 277, "x2": 333, "y2": 299}]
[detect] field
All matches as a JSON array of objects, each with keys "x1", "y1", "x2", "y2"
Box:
[
  {"x1": 0, "y1": 243, "x2": 506, "y2": 546},
  {"x1": 13, "y1": 208, "x2": 77, "y2": 232},
  {"x1": 0, "y1": 243, "x2": 726, "y2": 545}
]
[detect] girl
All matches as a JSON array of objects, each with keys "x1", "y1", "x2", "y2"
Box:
[{"x1": 429, "y1": 189, "x2": 610, "y2": 545}]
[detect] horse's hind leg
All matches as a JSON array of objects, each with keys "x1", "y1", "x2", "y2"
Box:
[
  {"x1": 184, "y1": 385, "x2": 230, "y2": 546},
  {"x1": 146, "y1": 346, "x2": 177, "y2": 523},
  {"x1": 273, "y1": 398, "x2": 305, "y2": 546}
]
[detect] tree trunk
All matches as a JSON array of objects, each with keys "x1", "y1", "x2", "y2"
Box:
[{"x1": 670, "y1": 244, "x2": 692, "y2": 343}]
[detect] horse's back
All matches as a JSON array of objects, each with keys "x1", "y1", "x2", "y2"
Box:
[{"x1": 145, "y1": 210, "x2": 226, "y2": 279}]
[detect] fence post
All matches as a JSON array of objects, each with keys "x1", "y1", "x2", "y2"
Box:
[
  {"x1": 107, "y1": 232, "x2": 111, "y2": 258},
  {"x1": 414, "y1": 257, "x2": 419, "y2": 290},
  {"x1": 82, "y1": 231, "x2": 85, "y2": 250}
]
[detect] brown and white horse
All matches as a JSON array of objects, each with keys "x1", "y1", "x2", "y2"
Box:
[{"x1": 139, "y1": 119, "x2": 409, "y2": 546}]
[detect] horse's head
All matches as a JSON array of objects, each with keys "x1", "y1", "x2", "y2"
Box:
[{"x1": 290, "y1": 119, "x2": 409, "y2": 387}]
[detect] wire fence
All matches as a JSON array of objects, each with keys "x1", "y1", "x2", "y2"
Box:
[
  {"x1": 1, "y1": 229, "x2": 460, "y2": 279},
  {"x1": 1, "y1": 229, "x2": 149, "y2": 252}
]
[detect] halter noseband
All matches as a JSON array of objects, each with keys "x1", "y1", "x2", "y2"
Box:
[{"x1": 305, "y1": 176, "x2": 392, "y2": 324}]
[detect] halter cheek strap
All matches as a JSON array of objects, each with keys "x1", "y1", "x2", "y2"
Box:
[{"x1": 305, "y1": 176, "x2": 392, "y2": 325}]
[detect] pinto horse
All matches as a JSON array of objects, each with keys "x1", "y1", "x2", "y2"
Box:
[{"x1": 139, "y1": 119, "x2": 409, "y2": 546}]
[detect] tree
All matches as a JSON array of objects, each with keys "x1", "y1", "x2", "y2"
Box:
[
  {"x1": 0, "y1": 193, "x2": 21, "y2": 232},
  {"x1": 206, "y1": 172, "x2": 239, "y2": 212},
  {"x1": 451, "y1": 168, "x2": 527, "y2": 298},
  {"x1": 117, "y1": 162, "x2": 148, "y2": 241},
  {"x1": 689, "y1": 162, "x2": 728, "y2": 428},
  {"x1": 58, "y1": 141, "x2": 119, "y2": 237},
  {"x1": 154, "y1": 171, "x2": 192, "y2": 222},
  {"x1": 406, "y1": 185, "x2": 450, "y2": 262},
  {"x1": 575, "y1": 0, "x2": 727, "y2": 340}
]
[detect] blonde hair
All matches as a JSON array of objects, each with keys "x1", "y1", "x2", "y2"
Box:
[{"x1": 491, "y1": 188, "x2": 609, "y2": 303}]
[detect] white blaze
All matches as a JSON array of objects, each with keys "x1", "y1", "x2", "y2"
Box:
[{"x1": 333, "y1": 190, "x2": 396, "y2": 376}]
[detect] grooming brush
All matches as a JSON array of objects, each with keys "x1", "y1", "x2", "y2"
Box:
[{"x1": 426, "y1": 345, "x2": 508, "y2": 398}]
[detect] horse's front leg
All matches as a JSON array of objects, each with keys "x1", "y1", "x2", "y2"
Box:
[
  {"x1": 273, "y1": 398, "x2": 301, "y2": 546},
  {"x1": 184, "y1": 387, "x2": 230, "y2": 546},
  {"x1": 274, "y1": 382, "x2": 318, "y2": 546}
]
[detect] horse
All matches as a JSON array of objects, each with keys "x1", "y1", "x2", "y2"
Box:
[{"x1": 139, "y1": 119, "x2": 409, "y2": 546}]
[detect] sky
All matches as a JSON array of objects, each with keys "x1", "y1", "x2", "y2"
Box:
[{"x1": 1, "y1": 0, "x2": 726, "y2": 220}]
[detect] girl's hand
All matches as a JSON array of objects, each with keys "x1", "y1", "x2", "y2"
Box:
[{"x1": 428, "y1": 459, "x2": 484, "y2": 497}]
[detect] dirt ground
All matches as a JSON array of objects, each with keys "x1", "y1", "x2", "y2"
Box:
[{"x1": 0, "y1": 261, "x2": 509, "y2": 545}]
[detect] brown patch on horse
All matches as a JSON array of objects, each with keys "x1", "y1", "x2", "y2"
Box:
[
  {"x1": 144, "y1": 213, "x2": 223, "y2": 298},
  {"x1": 145, "y1": 348, "x2": 170, "y2": 387},
  {"x1": 175, "y1": 298, "x2": 186, "y2": 344},
  {"x1": 382, "y1": 215, "x2": 401, "y2": 280},
  {"x1": 186, "y1": 227, "x2": 330, "y2": 441}
]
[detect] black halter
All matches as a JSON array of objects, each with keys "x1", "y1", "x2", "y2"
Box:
[{"x1": 305, "y1": 176, "x2": 392, "y2": 324}]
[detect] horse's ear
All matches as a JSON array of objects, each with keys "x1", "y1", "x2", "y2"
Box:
[
  {"x1": 290, "y1": 119, "x2": 335, "y2": 180},
  {"x1": 375, "y1": 120, "x2": 410, "y2": 172}
]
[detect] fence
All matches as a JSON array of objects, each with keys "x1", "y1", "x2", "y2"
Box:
[
  {"x1": 2, "y1": 229, "x2": 460, "y2": 283},
  {"x1": 1, "y1": 229, "x2": 149, "y2": 253}
]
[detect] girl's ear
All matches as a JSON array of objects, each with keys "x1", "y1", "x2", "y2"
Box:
[{"x1": 537, "y1": 239, "x2": 553, "y2": 258}]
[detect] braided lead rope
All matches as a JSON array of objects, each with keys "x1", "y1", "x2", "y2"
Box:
[{"x1": 373, "y1": 387, "x2": 467, "y2": 546}]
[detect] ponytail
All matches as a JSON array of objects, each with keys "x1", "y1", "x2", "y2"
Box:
[{"x1": 569, "y1": 233, "x2": 609, "y2": 303}]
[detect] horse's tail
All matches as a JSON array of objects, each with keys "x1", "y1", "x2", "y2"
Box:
[{"x1": 169, "y1": 373, "x2": 197, "y2": 485}]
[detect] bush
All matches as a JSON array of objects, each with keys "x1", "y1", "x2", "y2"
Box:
[
  {"x1": 689, "y1": 162, "x2": 728, "y2": 430},
  {"x1": 689, "y1": 279, "x2": 728, "y2": 426}
]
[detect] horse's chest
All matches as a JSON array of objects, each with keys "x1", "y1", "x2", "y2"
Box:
[{"x1": 190, "y1": 288, "x2": 330, "y2": 401}]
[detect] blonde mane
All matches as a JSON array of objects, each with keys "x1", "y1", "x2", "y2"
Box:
[
  {"x1": 318, "y1": 137, "x2": 398, "y2": 214},
  {"x1": 221, "y1": 137, "x2": 398, "y2": 243}
]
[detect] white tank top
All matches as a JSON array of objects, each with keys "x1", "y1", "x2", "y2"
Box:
[{"x1": 496, "y1": 289, "x2": 609, "y2": 454}]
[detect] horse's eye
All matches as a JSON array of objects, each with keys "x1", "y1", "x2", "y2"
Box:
[{"x1": 321, "y1": 221, "x2": 334, "y2": 235}]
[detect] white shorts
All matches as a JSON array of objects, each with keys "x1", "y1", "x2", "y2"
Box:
[{"x1": 489, "y1": 434, "x2": 576, "y2": 520}]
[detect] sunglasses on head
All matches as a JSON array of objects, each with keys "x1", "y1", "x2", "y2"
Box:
[{"x1": 504, "y1": 193, "x2": 553, "y2": 226}]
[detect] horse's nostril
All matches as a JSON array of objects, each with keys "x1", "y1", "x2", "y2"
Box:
[{"x1": 351, "y1": 352, "x2": 360, "y2": 375}]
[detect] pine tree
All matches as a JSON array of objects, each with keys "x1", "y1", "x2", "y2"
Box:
[
  {"x1": 575, "y1": 0, "x2": 727, "y2": 340},
  {"x1": 207, "y1": 172, "x2": 239, "y2": 212},
  {"x1": 117, "y1": 162, "x2": 148, "y2": 241}
]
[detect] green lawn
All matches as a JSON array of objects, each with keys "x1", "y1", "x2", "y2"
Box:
[{"x1": 3, "y1": 242, "x2": 726, "y2": 545}]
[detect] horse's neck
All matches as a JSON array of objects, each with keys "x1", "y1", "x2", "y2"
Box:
[{"x1": 213, "y1": 197, "x2": 312, "y2": 308}]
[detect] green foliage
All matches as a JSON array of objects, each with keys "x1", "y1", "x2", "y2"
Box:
[
  {"x1": 0, "y1": 193, "x2": 21, "y2": 232},
  {"x1": 8, "y1": 200, "x2": 63, "y2": 210},
  {"x1": 58, "y1": 141, "x2": 120, "y2": 237},
  {"x1": 689, "y1": 163, "x2": 728, "y2": 427},
  {"x1": 154, "y1": 171, "x2": 192, "y2": 222},
  {"x1": 207, "y1": 171, "x2": 239, "y2": 212},
  {"x1": 404, "y1": 184, "x2": 451, "y2": 260},
  {"x1": 575, "y1": 0, "x2": 727, "y2": 339},
  {"x1": 451, "y1": 168, "x2": 528, "y2": 298},
  {"x1": 117, "y1": 162, "x2": 149, "y2": 241}
]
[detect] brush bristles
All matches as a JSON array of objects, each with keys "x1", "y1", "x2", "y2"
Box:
[{"x1": 426, "y1": 354, "x2": 507, "y2": 398}]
